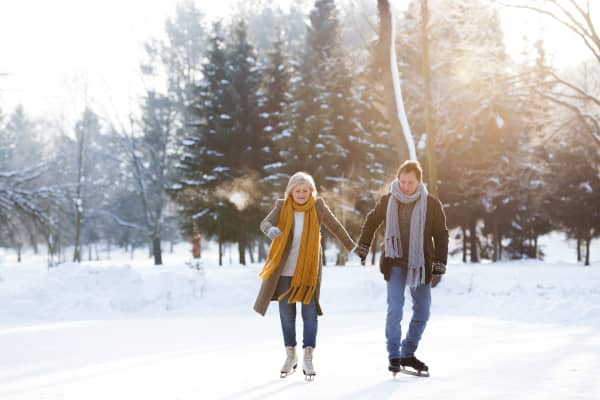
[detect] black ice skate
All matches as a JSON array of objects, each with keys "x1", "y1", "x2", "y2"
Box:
[
  {"x1": 388, "y1": 358, "x2": 402, "y2": 374},
  {"x1": 398, "y1": 356, "x2": 430, "y2": 377}
]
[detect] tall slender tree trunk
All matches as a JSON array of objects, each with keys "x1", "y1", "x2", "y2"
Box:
[
  {"x1": 73, "y1": 127, "x2": 85, "y2": 263},
  {"x1": 248, "y1": 242, "x2": 255, "y2": 264},
  {"x1": 577, "y1": 236, "x2": 582, "y2": 262},
  {"x1": 370, "y1": 235, "x2": 379, "y2": 266},
  {"x1": 258, "y1": 238, "x2": 266, "y2": 262},
  {"x1": 321, "y1": 241, "x2": 327, "y2": 266},
  {"x1": 469, "y1": 219, "x2": 479, "y2": 263},
  {"x1": 377, "y1": 0, "x2": 415, "y2": 162},
  {"x1": 153, "y1": 236, "x2": 162, "y2": 265},
  {"x1": 462, "y1": 225, "x2": 467, "y2": 263},
  {"x1": 238, "y1": 234, "x2": 247, "y2": 265},
  {"x1": 584, "y1": 236, "x2": 591, "y2": 266},
  {"x1": 29, "y1": 230, "x2": 38, "y2": 254},
  {"x1": 218, "y1": 236, "x2": 223, "y2": 266},
  {"x1": 421, "y1": 0, "x2": 437, "y2": 195},
  {"x1": 492, "y1": 217, "x2": 499, "y2": 262}
]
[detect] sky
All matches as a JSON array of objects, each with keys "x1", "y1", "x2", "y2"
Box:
[{"x1": 0, "y1": 0, "x2": 591, "y2": 132}]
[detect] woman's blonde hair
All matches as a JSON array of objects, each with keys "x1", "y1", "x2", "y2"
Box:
[{"x1": 284, "y1": 172, "x2": 317, "y2": 199}]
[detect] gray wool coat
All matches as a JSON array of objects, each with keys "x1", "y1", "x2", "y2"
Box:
[{"x1": 253, "y1": 197, "x2": 356, "y2": 316}]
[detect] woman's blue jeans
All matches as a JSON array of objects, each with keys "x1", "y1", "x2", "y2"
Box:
[{"x1": 276, "y1": 276, "x2": 318, "y2": 349}]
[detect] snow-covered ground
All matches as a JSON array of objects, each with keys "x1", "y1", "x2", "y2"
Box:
[{"x1": 0, "y1": 234, "x2": 598, "y2": 399}]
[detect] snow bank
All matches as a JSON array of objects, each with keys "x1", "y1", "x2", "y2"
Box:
[
  {"x1": 1, "y1": 258, "x2": 598, "y2": 328},
  {"x1": 0, "y1": 262, "x2": 206, "y2": 321}
]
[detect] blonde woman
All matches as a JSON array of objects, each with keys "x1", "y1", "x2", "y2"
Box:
[{"x1": 254, "y1": 172, "x2": 355, "y2": 380}]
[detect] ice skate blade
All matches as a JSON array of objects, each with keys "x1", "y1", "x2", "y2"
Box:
[
  {"x1": 280, "y1": 364, "x2": 297, "y2": 378},
  {"x1": 303, "y1": 370, "x2": 316, "y2": 381},
  {"x1": 397, "y1": 367, "x2": 430, "y2": 378}
]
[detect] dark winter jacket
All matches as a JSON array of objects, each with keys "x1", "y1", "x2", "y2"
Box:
[
  {"x1": 253, "y1": 197, "x2": 355, "y2": 316},
  {"x1": 357, "y1": 193, "x2": 449, "y2": 282}
]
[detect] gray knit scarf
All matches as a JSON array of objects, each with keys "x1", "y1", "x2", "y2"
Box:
[{"x1": 385, "y1": 180, "x2": 428, "y2": 287}]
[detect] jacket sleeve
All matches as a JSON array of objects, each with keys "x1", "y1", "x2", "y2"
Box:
[
  {"x1": 317, "y1": 198, "x2": 356, "y2": 251},
  {"x1": 259, "y1": 199, "x2": 283, "y2": 237},
  {"x1": 357, "y1": 195, "x2": 388, "y2": 248},
  {"x1": 431, "y1": 197, "x2": 449, "y2": 265}
]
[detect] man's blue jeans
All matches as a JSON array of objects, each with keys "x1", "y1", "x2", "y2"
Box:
[
  {"x1": 386, "y1": 266, "x2": 431, "y2": 360},
  {"x1": 276, "y1": 276, "x2": 318, "y2": 348}
]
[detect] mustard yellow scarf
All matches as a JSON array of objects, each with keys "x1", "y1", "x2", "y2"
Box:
[{"x1": 259, "y1": 196, "x2": 321, "y2": 304}]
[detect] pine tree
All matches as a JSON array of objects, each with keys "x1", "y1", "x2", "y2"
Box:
[
  {"x1": 261, "y1": 30, "x2": 292, "y2": 200},
  {"x1": 227, "y1": 19, "x2": 270, "y2": 265}
]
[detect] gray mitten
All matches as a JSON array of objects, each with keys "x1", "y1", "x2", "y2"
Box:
[{"x1": 267, "y1": 227, "x2": 282, "y2": 240}]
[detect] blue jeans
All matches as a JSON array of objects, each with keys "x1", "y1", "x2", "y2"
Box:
[
  {"x1": 276, "y1": 276, "x2": 318, "y2": 348},
  {"x1": 386, "y1": 266, "x2": 431, "y2": 360}
]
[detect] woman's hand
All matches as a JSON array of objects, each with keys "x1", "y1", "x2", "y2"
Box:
[{"x1": 267, "y1": 227, "x2": 282, "y2": 240}]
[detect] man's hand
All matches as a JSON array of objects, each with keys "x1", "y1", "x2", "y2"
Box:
[
  {"x1": 431, "y1": 261, "x2": 446, "y2": 288},
  {"x1": 352, "y1": 243, "x2": 369, "y2": 265}
]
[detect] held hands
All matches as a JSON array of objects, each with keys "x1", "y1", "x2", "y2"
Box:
[
  {"x1": 431, "y1": 261, "x2": 446, "y2": 288},
  {"x1": 267, "y1": 227, "x2": 282, "y2": 240},
  {"x1": 352, "y1": 243, "x2": 369, "y2": 265}
]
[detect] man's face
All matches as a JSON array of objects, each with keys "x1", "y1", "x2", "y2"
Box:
[{"x1": 399, "y1": 171, "x2": 420, "y2": 195}]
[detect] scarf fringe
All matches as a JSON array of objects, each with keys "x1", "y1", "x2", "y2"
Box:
[{"x1": 277, "y1": 285, "x2": 316, "y2": 304}]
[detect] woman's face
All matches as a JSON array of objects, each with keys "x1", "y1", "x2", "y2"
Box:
[{"x1": 291, "y1": 184, "x2": 312, "y2": 205}]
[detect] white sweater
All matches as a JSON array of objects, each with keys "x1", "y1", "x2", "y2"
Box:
[{"x1": 280, "y1": 211, "x2": 304, "y2": 277}]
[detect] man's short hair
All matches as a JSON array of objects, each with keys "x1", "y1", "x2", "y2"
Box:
[{"x1": 397, "y1": 160, "x2": 423, "y2": 181}]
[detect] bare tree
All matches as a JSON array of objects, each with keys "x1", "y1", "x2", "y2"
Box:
[
  {"x1": 376, "y1": 0, "x2": 417, "y2": 162},
  {"x1": 497, "y1": 0, "x2": 600, "y2": 144}
]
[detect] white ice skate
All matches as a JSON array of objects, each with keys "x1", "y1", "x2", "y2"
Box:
[
  {"x1": 303, "y1": 346, "x2": 316, "y2": 381},
  {"x1": 280, "y1": 346, "x2": 298, "y2": 378}
]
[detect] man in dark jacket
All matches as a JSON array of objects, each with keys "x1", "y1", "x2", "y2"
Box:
[{"x1": 353, "y1": 160, "x2": 448, "y2": 376}]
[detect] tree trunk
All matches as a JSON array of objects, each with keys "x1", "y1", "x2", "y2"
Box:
[
  {"x1": 218, "y1": 236, "x2": 223, "y2": 266},
  {"x1": 584, "y1": 236, "x2": 591, "y2": 266},
  {"x1": 29, "y1": 230, "x2": 38, "y2": 254},
  {"x1": 153, "y1": 236, "x2": 162, "y2": 265},
  {"x1": 469, "y1": 220, "x2": 479, "y2": 263},
  {"x1": 321, "y1": 240, "x2": 327, "y2": 266},
  {"x1": 238, "y1": 234, "x2": 246, "y2": 266},
  {"x1": 258, "y1": 238, "x2": 267, "y2": 262},
  {"x1": 336, "y1": 248, "x2": 347, "y2": 266},
  {"x1": 17, "y1": 245, "x2": 21, "y2": 263},
  {"x1": 498, "y1": 231, "x2": 503, "y2": 260},
  {"x1": 492, "y1": 217, "x2": 499, "y2": 262},
  {"x1": 73, "y1": 210, "x2": 81, "y2": 262},
  {"x1": 576, "y1": 235, "x2": 582, "y2": 262},
  {"x1": 370, "y1": 235, "x2": 378, "y2": 266},
  {"x1": 377, "y1": 0, "x2": 414, "y2": 162},
  {"x1": 421, "y1": 0, "x2": 438, "y2": 195},
  {"x1": 462, "y1": 225, "x2": 467, "y2": 263},
  {"x1": 88, "y1": 243, "x2": 92, "y2": 261},
  {"x1": 248, "y1": 241, "x2": 255, "y2": 264}
]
